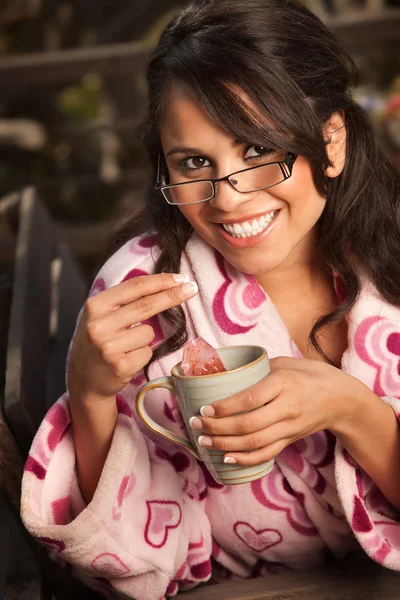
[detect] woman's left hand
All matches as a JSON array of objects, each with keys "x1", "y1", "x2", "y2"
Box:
[{"x1": 189, "y1": 356, "x2": 365, "y2": 466}]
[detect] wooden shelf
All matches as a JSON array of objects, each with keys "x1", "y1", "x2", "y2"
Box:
[
  {"x1": 0, "y1": 9, "x2": 398, "y2": 89},
  {"x1": 0, "y1": 40, "x2": 151, "y2": 88},
  {"x1": 326, "y1": 8, "x2": 400, "y2": 49}
]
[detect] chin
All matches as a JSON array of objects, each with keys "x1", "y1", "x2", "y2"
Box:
[
  {"x1": 223, "y1": 255, "x2": 282, "y2": 277},
  {"x1": 199, "y1": 229, "x2": 288, "y2": 276}
]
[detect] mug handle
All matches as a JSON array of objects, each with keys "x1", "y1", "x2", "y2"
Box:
[{"x1": 136, "y1": 376, "x2": 200, "y2": 460}]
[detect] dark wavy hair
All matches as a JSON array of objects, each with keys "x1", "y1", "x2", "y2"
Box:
[{"x1": 108, "y1": 0, "x2": 400, "y2": 381}]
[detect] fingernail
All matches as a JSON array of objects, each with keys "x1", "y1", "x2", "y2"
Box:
[
  {"x1": 181, "y1": 281, "x2": 198, "y2": 296},
  {"x1": 224, "y1": 456, "x2": 237, "y2": 464},
  {"x1": 173, "y1": 273, "x2": 189, "y2": 283},
  {"x1": 200, "y1": 405, "x2": 215, "y2": 417},
  {"x1": 198, "y1": 435, "x2": 212, "y2": 447},
  {"x1": 189, "y1": 416, "x2": 202, "y2": 430}
]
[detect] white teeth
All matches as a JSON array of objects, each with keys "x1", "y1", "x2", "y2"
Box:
[
  {"x1": 242, "y1": 221, "x2": 253, "y2": 233},
  {"x1": 222, "y1": 210, "x2": 278, "y2": 238}
]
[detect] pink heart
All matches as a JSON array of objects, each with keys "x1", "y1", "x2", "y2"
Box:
[
  {"x1": 234, "y1": 521, "x2": 282, "y2": 552},
  {"x1": 38, "y1": 537, "x2": 65, "y2": 553},
  {"x1": 145, "y1": 501, "x2": 182, "y2": 548},
  {"x1": 91, "y1": 553, "x2": 130, "y2": 576},
  {"x1": 151, "y1": 507, "x2": 173, "y2": 534}
]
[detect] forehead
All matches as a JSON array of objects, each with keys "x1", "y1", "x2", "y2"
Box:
[
  {"x1": 160, "y1": 82, "x2": 273, "y2": 135},
  {"x1": 159, "y1": 82, "x2": 272, "y2": 144},
  {"x1": 160, "y1": 84, "x2": 226, "y2": 143}
]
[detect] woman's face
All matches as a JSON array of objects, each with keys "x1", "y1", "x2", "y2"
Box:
[{"x1": 159, "y1": 87, "x2": 327, "y2": 277}]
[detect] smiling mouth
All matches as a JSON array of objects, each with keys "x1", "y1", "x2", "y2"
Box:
[{"x1": 220, "y1": 210, "x2": 279, "y2": 239}]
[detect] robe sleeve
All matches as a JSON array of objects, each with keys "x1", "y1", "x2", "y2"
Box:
[
  {"x1": 20, "y1": 238, "x2": 212, "y2": 600},
  {"x1": 335, "y1": 395, "x2": 400, "y2": 570}
]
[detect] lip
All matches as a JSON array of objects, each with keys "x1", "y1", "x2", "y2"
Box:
[
  {"x1": 217, "y1": 210, "x2": 280, "y2": 248},
  {"x1": 213, "y1": 209, "x2": 280, "y2": 226}
]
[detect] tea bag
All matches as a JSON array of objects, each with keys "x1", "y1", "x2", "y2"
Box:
[{"x1": 181, "y1": 337, "x2": 227, "y2": 376}]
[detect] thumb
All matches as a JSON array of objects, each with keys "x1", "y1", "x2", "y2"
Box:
[{"x1": 269, "y1": 356, "x2": 300, "y2": 370}]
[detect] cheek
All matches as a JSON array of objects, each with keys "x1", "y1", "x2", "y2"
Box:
[
  {"x1": 178, "y1": 205, "x2": 209, "y2": 231},
  {"x1": 278, "y1": 162, "x2": 326, "y2": 220}
]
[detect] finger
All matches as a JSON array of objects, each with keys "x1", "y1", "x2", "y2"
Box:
[
  {"x1": 109, "y1": 345, "x2": 154, "y2": 380},
  {"x1": 223, "y1": 439, "x2": 289, "y2": 467},
  {"x1": 190, "y1": 399, "x2": 286, "y2": 436},
  {"x1": 269, "y1": 356, "x2": 299, "y2": 370},
  {"x1": 200, "y1": 373, "x2": 283, "y2": 418},
  {"x1": 104, "y1": 279, "x2": 198, "y2": 332},
  {"x1": 198, "y1": 421, "x2": 294, "y2": 453},
  {"x1": 99, "y1": 324, "x2": 155, "y2": 359},
  {"x1": 269, "y1": 356, "x2": 322, "y2": 374},
  {"x1": 85, "y1": 272, "x2": 191, "y2": 319}
]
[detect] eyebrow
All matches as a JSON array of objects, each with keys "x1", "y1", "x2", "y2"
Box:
[{"x1": 165, "y1": 138, "x2": 244, "y2": 158}]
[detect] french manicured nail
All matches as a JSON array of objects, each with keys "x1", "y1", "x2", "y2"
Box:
[
  {"x1": 189, "y1": 416, "x2": 202, "y2": 430},
  {"x1": 200, "y1": 405, "x2": 215, "y2": 417},
  {"x1": 173, "y1": 273, "x2": 189, "y2": 283},
  {"x1": 198, "y1": 435, "x2": 212, "y2": 447},
  {"x1": 224, "y1": 457, "x2": 237, "y2": 464},
  {"x1": 181, "y1": 281, "x2": 198, "y2": 296}
]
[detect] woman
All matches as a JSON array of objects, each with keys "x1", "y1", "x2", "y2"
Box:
[{"x1": 21, "y1": 1, "x2": 400, "y2": 599}]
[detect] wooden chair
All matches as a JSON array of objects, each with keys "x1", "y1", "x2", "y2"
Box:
[
  {"x1": 3, "y1": 187, "x2": 53, "y2": 456},
  {"x1": 46, "y1": 241, "x2": 87, "y2": 409},
  {"x1": 1, "y1": 188, "x2": 100, "y2": 599},
  {"x1": 0, "y1": 425, "x2": 46, "y2": 600}
]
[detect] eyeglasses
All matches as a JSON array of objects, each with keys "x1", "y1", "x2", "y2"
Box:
[{"x1": 155, "y1": 152, "x2": 298, "y2": 205}]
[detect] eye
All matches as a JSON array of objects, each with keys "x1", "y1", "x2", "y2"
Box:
[
  {"x1": 244, "y1": 145, "x2": 274, "y2": 159},
  {"x1": 182, "y1": 156, "x2": 211, "y2": 170}
]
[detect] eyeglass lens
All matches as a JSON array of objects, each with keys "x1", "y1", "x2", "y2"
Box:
[{"x1": 163, "y1": 162, "x2": 286, "y2": 205}]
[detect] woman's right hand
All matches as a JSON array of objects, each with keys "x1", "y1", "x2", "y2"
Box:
[{"x1": 67, "y1": 273, "x2": 198, "y2": 403}]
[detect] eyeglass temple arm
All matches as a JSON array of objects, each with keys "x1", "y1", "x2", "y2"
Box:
[
  {"x1": 282, "y1": 152, "x2": 297, "y2": 177},
  {"x1": 284, "y1": 152, "x2": 297, "y2": 166},
  {"x1": 157, "y1": 154, "x2": 167, "y2": 186}
]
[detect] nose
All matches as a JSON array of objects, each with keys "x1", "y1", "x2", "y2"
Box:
[{"x1": 209, "y1": 179, "x2": 253, "y2": 212}]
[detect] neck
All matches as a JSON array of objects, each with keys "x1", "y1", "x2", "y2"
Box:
[
  {"x1": 254, "y1": 236, "x2": 347, "y2": 366},
  {"x1": 256, "y1": 228, "x2": 337, "y2": 309},
  {"x1": 256, "y1": 258, "x2": 346, "y2": 366},
  {"x1": 257, "y1": 261, "x2": 331, "y2": 297},
  {"x1": 256, "y1": 244, "x2": 336, "y2": 314}
]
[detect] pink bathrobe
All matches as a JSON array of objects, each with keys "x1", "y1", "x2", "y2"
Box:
[{"x1": 21, "y1": 231, "x2": 400, "y2": 600}]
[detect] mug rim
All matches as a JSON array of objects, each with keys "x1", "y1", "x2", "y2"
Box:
[{"x1": 171, "y1": 344, "x2": 267, "y2": 379}]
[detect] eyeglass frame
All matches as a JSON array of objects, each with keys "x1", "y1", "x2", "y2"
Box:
[{"x1": 155, "y1": 151, "x2": 298, "y2": 205}]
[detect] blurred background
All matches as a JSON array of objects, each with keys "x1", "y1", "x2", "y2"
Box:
[
  {"x1": 0, "y1": 0, "x2": 399, "y2": 282},
  {"x1": 0, "y1": 4, "x2": 398, "y2": 597}
]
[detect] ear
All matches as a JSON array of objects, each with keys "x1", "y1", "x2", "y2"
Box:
[{"x1": 324, "y1": 111, "x2": 347, "y2": 178}]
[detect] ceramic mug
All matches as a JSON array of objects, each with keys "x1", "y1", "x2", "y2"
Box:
[{"x1": 136, "y1": 345, "x2": 275, "y2": 485}]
